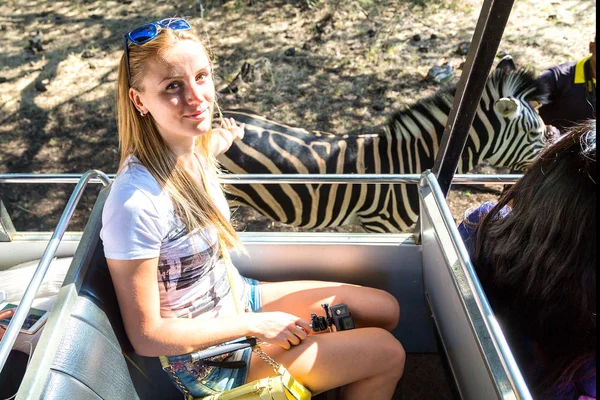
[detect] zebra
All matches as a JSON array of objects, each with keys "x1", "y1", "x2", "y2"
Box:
[{"x1": 217, "y1": 64, "x2": 551, "y2": 233}]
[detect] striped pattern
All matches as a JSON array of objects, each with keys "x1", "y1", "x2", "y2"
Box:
[{"x1": 218, "y1": 68, "x2": 548, "y2": 232}]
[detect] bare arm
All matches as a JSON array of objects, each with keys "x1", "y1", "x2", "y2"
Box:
[
  {"x1": 107, "y1": 257, "x2": 310, "y2": 357},
  {"x1": 211, "y1": 118, "x2": 245, "y2": 156}
]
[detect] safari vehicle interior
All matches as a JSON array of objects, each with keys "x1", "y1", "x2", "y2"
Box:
[{"x1": 0, "y1": 0, "x2": 535, "y2": 399}]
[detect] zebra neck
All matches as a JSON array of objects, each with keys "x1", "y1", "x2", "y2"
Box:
[{"x1": 386, "y1": 100, "x2": 484, "y2": 174}]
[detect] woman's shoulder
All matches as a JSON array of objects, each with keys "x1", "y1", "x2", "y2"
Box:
[
  {"x1": 106, "y1": 160, "x2": 170, "y2": 213},
  {"x1": 113, "y1": 159, "x2": 158, "y2": 189}
]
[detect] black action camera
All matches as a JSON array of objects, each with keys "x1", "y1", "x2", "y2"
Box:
[
  {"x1": 329, "y1": 303, "x2": 355, "y2": 331},
  {"x1": 310, "y1": 303, "x2": 355, "y2": 333}
]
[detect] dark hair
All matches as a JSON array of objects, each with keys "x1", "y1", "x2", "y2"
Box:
[{"x1": 473, "y1": 119, "x2": 596, "y2": 396}]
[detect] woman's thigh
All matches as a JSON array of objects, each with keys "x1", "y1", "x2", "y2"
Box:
[
  {"x1": 246, "y1": 327, "x2": 405, "y2": 395},
  {"x1": 259, "y1": 280, "x2": 400, "y2": 331}
]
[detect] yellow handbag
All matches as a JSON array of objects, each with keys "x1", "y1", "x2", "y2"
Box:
[
  {"x1": 161, "y1": 342, "x2": 312, "y2": 400},
  {"x1": 201, "y1": 346, "x2": 312, "y2": 400}
]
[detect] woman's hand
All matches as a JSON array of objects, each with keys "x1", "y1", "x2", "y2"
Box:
[
  {"x1": 211, "y1": 118, "x2": 245, "y2": 156},
  {"x1": 246, "y1": 311, "x2": 311, "y2": 350},
  {"x1": 221, "y1": 117, "x2": 245, "y2": 142},
  {"x1": 0, "y1": 308, "x2": 16, "y2": 340}
]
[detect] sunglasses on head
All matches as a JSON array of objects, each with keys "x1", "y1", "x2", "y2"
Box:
[{"x1": 124, "y1": 18, "x2": 192, "y2": 87}]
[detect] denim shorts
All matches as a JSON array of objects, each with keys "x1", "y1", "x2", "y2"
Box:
[{"x1": 164, "y1": 277, "x2": 262, "y2": 398}]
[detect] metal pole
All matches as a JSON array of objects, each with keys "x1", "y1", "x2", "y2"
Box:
[
  {"x1": 0, "y1": 173, "x2": 522, "y2": 185},
  {"x1": 431, "y1": 0, "x2": 516, "y2": 196},
  {"x1": 0, "y1": 199, "x2": 16, "y2": 242},
  {"x1": 0, "y1": 170, "x2": 111, "y2": 372}
]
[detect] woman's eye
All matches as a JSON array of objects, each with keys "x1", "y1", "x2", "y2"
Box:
[
  {"x1": 166, "y1": 81, "x2": 181, "y2": 90},
  {"x1": 196, "y1": 72, "x2": 208, "y2": 81}
]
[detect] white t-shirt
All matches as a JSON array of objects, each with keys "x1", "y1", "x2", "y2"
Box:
[{"x1": 100, "y1": 157, "x2": 247, "y2": 321}]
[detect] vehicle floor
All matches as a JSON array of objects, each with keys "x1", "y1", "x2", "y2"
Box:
[{"x1": 394, "y1": 353, "x2": 459, "y2": 400}]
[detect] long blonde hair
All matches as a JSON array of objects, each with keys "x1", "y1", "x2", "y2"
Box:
[{"x1": 116, "y1": 27, "x2": 240, "y2": 255}]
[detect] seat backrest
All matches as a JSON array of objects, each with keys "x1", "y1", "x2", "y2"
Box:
[{"x1": 17, "y1": 186, "x2": 181, "y2": 400}]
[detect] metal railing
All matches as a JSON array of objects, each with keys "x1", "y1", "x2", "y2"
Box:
[
  {"x1": 420, "y1": 170, "x2": 532, "y2": 400},
  {"x1": 0, "y1": 173, "x2": 522, "y2": 185},
  {"x1": 0, "y1": 170, "x2": 111, "y2": 373}
]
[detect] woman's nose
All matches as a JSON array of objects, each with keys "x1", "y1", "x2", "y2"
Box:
[{"x1": 186, "y1": 83, "x2": 204, "y2": 104}]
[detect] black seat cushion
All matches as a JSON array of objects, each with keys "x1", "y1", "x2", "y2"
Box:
[{"x1": 41, "y1": 226, "x2": 181, "y2": 399}]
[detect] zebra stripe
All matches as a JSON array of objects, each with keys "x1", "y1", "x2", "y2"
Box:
[{"x1": 218, "y1": 67, "x2": 549, "y2": 232}]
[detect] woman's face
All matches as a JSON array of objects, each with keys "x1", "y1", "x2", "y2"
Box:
[{"x1": 130, "y1": 39, "x2": 215, "y2": 152}]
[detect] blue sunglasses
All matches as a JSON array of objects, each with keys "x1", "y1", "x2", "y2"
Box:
[{"x1": 124, "y1": 18, "x2": 191, "y2": 86}]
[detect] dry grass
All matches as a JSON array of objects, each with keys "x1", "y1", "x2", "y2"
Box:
[{"x1": 0, "y1": 0, "x2": 595, "y2": 231}]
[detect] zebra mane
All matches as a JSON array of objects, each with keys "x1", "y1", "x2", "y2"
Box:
[
  {"x1": 487, "y1": 67, "x2": 547, "y2": 104},
  {"x1": 387, "y1": 67, "x2": 547, "y2": 128}
]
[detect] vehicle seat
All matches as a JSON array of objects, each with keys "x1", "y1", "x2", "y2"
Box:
[
  {"x1": 19, "y1": 186, "x2": 334, "y2": 400},
  {"x1": 18, "y1": 187, "x2": 181, "y2": 399}
]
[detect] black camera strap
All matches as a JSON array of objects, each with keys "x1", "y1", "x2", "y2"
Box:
[{"x1": 201, "y1": 359, "x2": 247, "y2": 369}]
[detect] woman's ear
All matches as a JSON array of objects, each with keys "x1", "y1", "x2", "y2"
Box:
[{"x1": 129, "y1": 87, "x2": 146, "y2": 114}]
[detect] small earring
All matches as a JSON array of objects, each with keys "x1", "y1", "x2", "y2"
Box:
[{"x1": 140, "y1": 110, "x2": 145, "y2": 117}]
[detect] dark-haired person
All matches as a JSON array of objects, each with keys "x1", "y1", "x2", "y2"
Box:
[
  {"x1": 538, "y1": 35, "x2": 596, "y2": 133},
  {"x1": 458, "y1": 119, "x2": 596, "y2": 400}
]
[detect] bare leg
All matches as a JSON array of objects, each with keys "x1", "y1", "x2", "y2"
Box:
[
  {"x1": 246, "y1": 280, "x2": 405, "y2": 399},
  {"x1": 259, "y1": 280, "x2": 400, "y2": 332},
  {"x1": 247, "y1": 328, "x2": 405, "y2": 399}
]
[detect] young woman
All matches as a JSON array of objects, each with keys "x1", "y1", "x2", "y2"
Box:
[
  {"x1": 101, "y1": 18, "x2": 405, "y2": 399},
  {"x1": 459, "y1": 119, "x2": 596, "y2": 400}
]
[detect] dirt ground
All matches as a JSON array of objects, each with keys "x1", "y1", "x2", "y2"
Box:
[{"x1": 0, "y1": 0, "x2": 595, "y2": 232}]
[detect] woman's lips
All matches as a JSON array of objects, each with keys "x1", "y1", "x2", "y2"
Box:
[{"x1": 184, "y1": 107, "x2": 209, "y2": 120}]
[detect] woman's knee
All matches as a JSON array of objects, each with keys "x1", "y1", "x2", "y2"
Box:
[
  {"x1": 361, "y1": 328, "x2": 405, "y2": 373},
  {"x1": 383, "y1": 332, "x2": 405, "y2": 375},
  {"x1": 362, "y1": 289, "x2": 400, "y2": 331},
  {"x1": 383, "y1": 290, "x2": 401, "y2": 330}
]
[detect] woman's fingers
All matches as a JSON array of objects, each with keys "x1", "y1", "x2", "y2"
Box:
[
  {"x1": 282, "y1": 322, "x2": 309, "y2": 348},
  {"x1": 251, "y1": 312, "x2": 312, "y2": 349},
  {"x1": 220, "y1": 118, "x2": 245, "y2": 140},
  {"x1": 287, "y1": 332, "x2": 301, "y2": 346},
  {"x1": 294, "y1": 324, "x2": 309, "y2": 340},
  {"x1": 222, "y1": 117, "x2": 235, "y2": 128},
  {"x1": 0, "y1": 309, "x2": 15, "y2": 339},
  {"x1": 296, "y1": 319, "x2": 311, "y2": 334},
  {"x1": 0, "y1": 308, "x2": 15, "y2": 320},
  {"x1": 273, "y1": 326, "x2": 306, "y2": 349}
]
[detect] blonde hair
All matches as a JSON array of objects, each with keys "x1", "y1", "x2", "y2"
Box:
[{"x1": 116, "y1": 27, "x2": 240, "y2": 256}]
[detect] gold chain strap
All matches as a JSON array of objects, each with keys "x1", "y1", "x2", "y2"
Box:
[
  {"x1": 252, "y1": 344, "x2": 281, "y2": 374},
  {"x1": 224, "y1": 263, "x2": 284, "y2": 376},
  {"x1": 163, "y1": 362, "x2": 194, "y2": 400}
]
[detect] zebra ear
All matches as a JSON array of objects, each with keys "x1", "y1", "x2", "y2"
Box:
[
  {"x1": 494, "y1": 98, "x2": 521, "y2": 118},
  {"x1": 496, "y1": 55, "x2": 516, "y2": 71}
]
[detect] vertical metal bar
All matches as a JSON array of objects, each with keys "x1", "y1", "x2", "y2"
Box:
[
  {"x1": 0, "y1": 199, "x2": 16, "y2": 242},
  {"x1": 431, "y1": 0, "x2": 516, "y2": 196},
  {"x1": 420, "y1": 171, "x2": 533, "y2": 399},
  {"x1": 0, "y1": 170, "x2": 111, "y2": 373}
]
